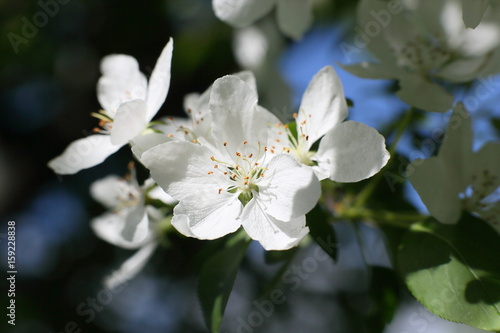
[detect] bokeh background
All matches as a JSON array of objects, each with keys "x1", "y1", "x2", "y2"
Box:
[{"x1": 1, "y1": 0, "x2": 499, "y2": 332}]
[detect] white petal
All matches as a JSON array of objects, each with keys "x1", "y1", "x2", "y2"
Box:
[
  {"x1": 298, "y1": 66, "x2": 348, "y2": 149},
  {"x1": 110, "y1": 99, "x2": 148, "y2": 145},
  {"x1": 172, "y1": 198, "x2": 242, "y2": 240},
  {"x1": 148, "y1": 186, "x2": 178, "y2": 205},
  {"x1": 316, "y1": 121, "x2": 390, "y2": 183},
  {"x1": 48, "y1": 135, "x2": 121, "y2": 175},
  {"x1": 462, "y1": 0, "x2": 490, "y2": 29},
  {"x1": 435, "y1": 56, "x2": 490, "y2": 82},
  {"x1": 396, "y1": 74, "x2": 454, "y2": 112},
  {"x1": 131, "y1": 132, "x2": 171, "y2": 159},
  {"x1": 276, "y1": 0, "x2": 312, "y2": 40},
  {"x1": 90, "y1": 208, "x2": 150, "y2": 249},
  {"x1": 121, "y1": 203, "x2": 150, "y2": 244},
  {"x1": 258, "y1": 154, "x2": 320, "y2": 221},
  {"x1": 90, "y1": 175, "x2": 123, "y2": 210},
  {"x1": 141, "y1": 141, "x2": 243, "y2": 239},
  {"x1": 241, "y1": 199, "x2": 309, "y2": 250},
  {"x1": 408, "y1": 157, "x2": 463, "y2": 225},
  {"x1": 212, "y1": 0, "x2": 275, "y2": 27},
  {"x1": 104, "y1": 242, "x2": 158, "y2": 289},
  {"x1": 339, "y1": 62, "x2": 404, "y2": 80},
  {"x1": 146, "y1": 38, "x2": 173, "y2": 121},
  {"x1": 438, "y1": 103, "x2": 474, "y2": 191},
  {"x1": 209, "y1": 75, "x2": 280, "y2": 158},
  {"x1": 233, "y1": 70, "x2": 258, "y2": 93},
  {"x1": 97, "y1": 55, "x2": 147, "y2": 115}
]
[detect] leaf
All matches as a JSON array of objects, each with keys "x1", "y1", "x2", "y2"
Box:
[
  {"x1": 198, "y1": 229, "x2": 251, "y2": 333},
  {"x1": 398, "y1": 214, "x2": 500, "y2": 331},
  {"x1": 306, "y1": 204, "x2": 337, "y2": 261}
]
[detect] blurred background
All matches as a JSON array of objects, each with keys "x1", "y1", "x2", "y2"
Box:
[{"x1": 1, "y1": 0, "x2": 499, "y2": 332}]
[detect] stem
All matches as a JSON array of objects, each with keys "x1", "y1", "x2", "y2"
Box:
[{"x1": 353, "y1": 107, "x2": 414, "y2": 208}]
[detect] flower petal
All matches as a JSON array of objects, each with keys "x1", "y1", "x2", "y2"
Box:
[
  {"x1": 147, "y1": 185, "x2": 178, "y2": 205},
  {"x1": 209, "y1": 75, "x2": 280, "y2": 159},
  {"x1": 131, "y1": 132, "x2": 171, "y2": 159},
  {"x1": 408, "y1": 156, "x2": 463, "y2": 224},
  {"x1": 48, "y1": 135, "x2": 121, "y2": 175},
  {"x1": 241, "y1": 198, "x2": 309, "y2": 250},
  {"x1": 212, "y1": 0, "x2": 275, "y2": 27},
  {"x1": 111, "y1": 99, "x2": 148, "y2": 145},
  {"x1": 298, "y1": 66, "x2": 348, "y2": 149},
  {"x1": 146, "y1": 38, "x2": 173, "y2": 121},
  {"x1": 396, "y1": 74, "x2": 454, "y2": 112},
  {"x1": 171, "y1": 197, "x2": 242, "y2": 240},
  {"x1": 462, "y1": 0, "x2": 490, "y2": 29},
  {"x1": 258, "y1": 154, "x2": 320, "y2": 221},
  {"x1": 339, "y1": 62, "x2": 403, "y2": 80},
  {"x1": 90, "y1": 208, "x2": 150, "y2": 249},
  {"x1": 104, "y1": 242, "x2": 158, "y2": 289},
  {"x1": 97, "y1": 54, "x2": 147, "y2": 115},
  {"x1": 90, "y1": 175, "x2": 123, "y2": 210},
  {"x1": 276, "y1": 0, "x2": 312, "y2": 40},
  {"x1": 316, "y1": 121, "x2": 390, "y2": 183},
  {"x1": 141, "y1": 141, "x2": 243, "y2": 239}
]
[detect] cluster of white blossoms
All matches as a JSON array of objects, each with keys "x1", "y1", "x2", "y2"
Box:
[
  {"x1": 343, "y1": 0, "x2": 500, "y2": 112},
  {"x1": 46, "y1": 1, "x2": 500, "y2": 330},
  {"x1": 48, "y1": 39, "x2": 390, "y2": 254}
]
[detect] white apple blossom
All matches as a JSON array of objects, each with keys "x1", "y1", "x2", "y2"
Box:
[
  {"x1": 342, "y1": 0, "x2": 500, "y2": 112},
  {"x1": 271, "y1": 65, "x2": 390, "y2": 182},
  {"x1": 212, "y1": 0, "x2": 312, "y2": 40},
  {"x1": 48, "y1": 39, "x2": 173, "y2": 174},
  {"x1": 90, "y1": 165, "x2": 176, "y2": 288},
  {"x1": 408, "y1": 103, "x2": 500, "y2": 234},
  {"x1": 141, "y1": 75, "x2": 321, "y2": 250}
]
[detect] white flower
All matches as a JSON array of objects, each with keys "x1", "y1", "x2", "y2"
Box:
[
  {"x1": 408, "y1": 103, "x2": 500, "y2": 234},
  {"x1": 131, "y1": 71, "x2": 257, "y2": 158},
  {"x1": 212, "y1": 0, "x2": 312, "y2": 40},
  {"x1": 271, "y1": 65, "x2": 390, "y2": 182},
  {"x1": 48, "y1": 39, "x2": 174, "y2": 174},
  {"x1": 342, "y1": 0, "x2": 500, "y2": 112},
  {"x1": 141, "y1": 75, "x2": 321, "y2": 250},
  {"x1": 90, "y1": 167, "x2": 175, "y2": 288}
]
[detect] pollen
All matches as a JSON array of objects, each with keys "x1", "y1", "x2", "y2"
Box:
[
  {"x1": 214, "y1": 165, "x2": 218, "y2": 168},
  {"x1": 301, "y1": 120, "x2": 307, "y2": 125},
  {"x1": 208, "y1": 171, "x2": 214, "y2": 175},
  {"x1": 168, "y1": 117, "x2": 174, "y2": 121},
  {"x1": 283, "y1": 124, "x2": 289, "y2": 129},
  {"x1": 254, "y1": 162, "x2": 259, "y2": 166},
  {"x1": 192, "y1": 139, "x2": 198, "y2": 143},
  {"x1": 243, "y1": 141, "x2": 248, "y2": 145},
  {"x1": 210, "y1": 156, "x2": 215, "y2": 161},
  {"x1": 270, "y1": 149, "x2": 275, "y2": 154},
  {"x1": 293, "y1": 113, "x2": 298, "y2": 118},
  {"x1": 275, "y1": 139, "x2": 280, "y2": 143},
  {"x1": 248, "y1": 153, "x2": 253, "y2": 158},
  {"x1": 184, "y1": 130, "x2": 189, "y2": 135},
  {"x1": 223, "y1": 142, "x2": 227, "y2": 146},
  {"x1": 243, "y1": 181, "x2": 248, "y2": 185},
  {"x1": 306, "y1": 135, "x2": 309, "y2": 141},
  {"x1": 218, "y1": 188, "x2": 223, "y2": 194},
  {"x1": 167, "y1": 134, "x2": 174, "y2": 138},
  {"x1": 187, "y1": 109, "x2": 192, "y2": 114},
  {"x1": 223, "y1": 172, "x2": 228, "y2": 175},
  {"x1": 236, "y1": 152, "x2": 241, "y2": 157}
]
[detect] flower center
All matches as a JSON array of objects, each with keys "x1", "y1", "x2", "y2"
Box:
[
  {"x1": 91, "y1": 110, "x2": 114, "y2": 134},
  {"x1": 274, "y1": 111, "x2": 315, "y2": 165},
  {"x1": 461, "y1": 169, "x2": 500, "y2": 227},
  {"x1": 396, "y1": 34, "x2": 451, "y2": 74},
  {"x1": 208, "y1": 141, "x2": 267, "y2": 205}
]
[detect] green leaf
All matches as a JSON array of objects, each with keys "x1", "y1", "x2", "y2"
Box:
[
  {"x1": 398, "y1": 214, "x2": 500, "y2": 330},
  {"x1": 198, "y1": 229, "x2": 251, "y2": 333},
  {"x1": 306, "y1": 204, "x2": 337, "y2": 261}
]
